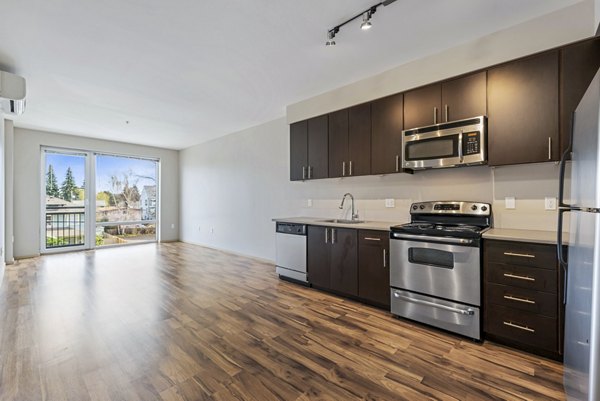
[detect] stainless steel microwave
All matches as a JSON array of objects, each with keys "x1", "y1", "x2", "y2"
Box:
[{"x1": 401, "y1": 116, "x2": 487, "y2": 170}]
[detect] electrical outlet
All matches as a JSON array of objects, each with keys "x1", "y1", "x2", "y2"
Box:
[
  {"x1": 307, "y1": 199, "x2": 313, "y2": 208},
  {"x1": 545, "y1": 197, "x2": 557, "y2": 210},
  {"x1": 385, "y1": 199, "x2": 395, "y2": 208},
  {"x1": 505, "y1": 197, "x2": 516, "y2": 209}
]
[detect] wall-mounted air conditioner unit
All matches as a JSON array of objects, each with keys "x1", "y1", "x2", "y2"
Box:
[{"x1": 0, "y1": 70, "x2": 26, "y2": 115}]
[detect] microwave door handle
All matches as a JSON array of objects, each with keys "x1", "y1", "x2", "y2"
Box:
[{"x1": 458, "y1": 131, "x2": 463, "y2": 162}]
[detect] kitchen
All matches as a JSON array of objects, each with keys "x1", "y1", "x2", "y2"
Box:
[{"x1": 2, "y1": 1, "x2": 600, "y2": 400}]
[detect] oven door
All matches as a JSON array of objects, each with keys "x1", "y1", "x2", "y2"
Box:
[{"x1": 390, "y1": 236, "x2": 481, "y2": 306}]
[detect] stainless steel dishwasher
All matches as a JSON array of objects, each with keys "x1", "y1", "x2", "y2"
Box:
[{"x1": 275, "y1": 223, "x2": 308, "y2": 284}]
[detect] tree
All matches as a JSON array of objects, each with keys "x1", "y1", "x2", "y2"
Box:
[
  {"x1": 60, "y1": 167, "x2": 78, "y2": 201},
  {"x1": 46, "y1": 165, "x2": 60, "y2": 197}
]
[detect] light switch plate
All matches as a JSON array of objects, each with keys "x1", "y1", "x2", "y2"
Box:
[
  {"x1": 307, "y1": 199, "x2": 313, "y2": 208},
  {"x1": 385, "y1": 199, "x2": 395, "y2": 208},
  {"x1": 545, "y1": 197, "x2": 557, "y2": 210},
  {"x1": 505, "y1": 197, "x2": 516, "y2": 209}
]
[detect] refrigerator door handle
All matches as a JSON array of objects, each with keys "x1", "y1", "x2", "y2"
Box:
[{"x1": 557, "y1": 111, "x2": 575, "y2": 210}]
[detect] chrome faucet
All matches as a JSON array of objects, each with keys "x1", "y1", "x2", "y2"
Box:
[{"x1": 339, "y1": 193, "x2": 359, "y2": 221}]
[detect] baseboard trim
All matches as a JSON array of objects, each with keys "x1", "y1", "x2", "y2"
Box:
[
  {"x1": 179, "y1": 240, "x2": 275, "y2": 265},
  {"x1": 15, "y1": 254, "x2": 41, "y2": 260}
]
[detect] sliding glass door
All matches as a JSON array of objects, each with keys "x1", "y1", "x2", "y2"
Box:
[
  {"x1": 94, "y1": 154, "x2": 159, "y2": 247},
  {"x1": 42, "y1": 148, "x2": 91, "y2": 252},
  {"x1": 41, "y1": 148, "x2": 159, "y2": 253}
]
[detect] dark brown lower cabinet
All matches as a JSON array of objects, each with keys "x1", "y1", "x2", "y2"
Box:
[
  {"x1": 358, "y1": 230, "x2": 390, "y2": 307},
  {"x1": 483, "y1": 239, "x2": 565, "y2": 360},
  {"x1": 307, "y1": 226, "x2": 357, "y2": 297}
]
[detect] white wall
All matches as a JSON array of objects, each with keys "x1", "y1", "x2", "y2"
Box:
[
  {"x1": 0, "y1": 117, "x2": 5, "y2": 276},
  {"x1": 12, "y1": 128, "x2": 179, "y2": 258},
  {"x1": 287, "y1": 0, "x2": 596, "y2": 123},
  {"x1": 180, "y1": 118, "x2": 566, "y2": 262}
]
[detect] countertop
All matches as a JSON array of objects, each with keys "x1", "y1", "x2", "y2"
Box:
[
  {"x1": 482, "y1": 228, "x2": 568, "y2": 245},
  {"x1": 272, "y1": 217, "x2": 403, "y2": 232}
]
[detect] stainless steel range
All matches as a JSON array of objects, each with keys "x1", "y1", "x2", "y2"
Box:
[{"x1": 389, "y1": 201, "x2": 491, "y2": 340}]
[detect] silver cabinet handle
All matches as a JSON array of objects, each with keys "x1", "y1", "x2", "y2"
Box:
[
  {"x1": 395, "y1": 155, "x2": 399, "y2": 172},
  {"x1": 302, "y1": 166, "x2": 306, "y2": 180},
  {"x1": 325, "y1": 228, "x2": 329, "y2": 244},
  {"x1": 504, "y1": 295, "x2": 536, "y2": 304},
  {"x1": 503, "y1": 321, "x2": 535, "y2": 333},
  {"x1": 332, "y1": 229, "x2": 337, "y2": 244},
  {"x1": 504, "y1": 252, "x2": 535, "y2": 258},
  {"x1": 363, "y1": 237, "x2": 381, "y2": 241},
  {"x1": 383, "y1": 249, "x2": 387, "y2": 268},
  {"x1": 342, "y1": 161, "x2": 346, "y2": 177},
  {"x1": 445, "y1": 104, "x2": 449, "y2": 122},
  {"x1": 394, "y1": 292, "x2": 475, "y2": 316},
  {"x1": 503, "y1": 273, "x2": 535, "y2": 282},
  {"x1": 458, "y1": 130, "x2": 464, "y2": 163},
  {"x1": 349, "y1": 161, "x2": 353, "y2": 176},
  {"x1": 548, "y1": 137, "x2": 552, "y2": 160},
  {"x1": 308, "y1": 166, "x2": 312, "y2": 179},
  {"x1": 433, "y1": 107, "x2": 438, "y2": 124}
]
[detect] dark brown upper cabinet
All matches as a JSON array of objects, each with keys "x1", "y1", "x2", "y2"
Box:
[
  {"x1": 441, "y1": 71, "x2": 487, "y2": 122},
  {"x1": 290, "y1": 120, "x2": 308, "y2": 181},
  {"x1": 404, "y1": 84, "x2": 441, "y2": 129},
  {"x1": 328, "y1": 103, "x2": 371, "y2": 178},
  {"x1": 290, "y1": 115, "x2": 329, "y2": 181},
  {"x1": 371, "y1": 93, "x2": 404, "y2": 175},
  {"x1": 404, "y1": 71, "x2": 487, "y2": 130},
  {"x1": 560, "y1": 37, "x2": 600, "y2": 157},
  {"x1": 488, "y1": 50, "x2": 560, "y2": 166}
]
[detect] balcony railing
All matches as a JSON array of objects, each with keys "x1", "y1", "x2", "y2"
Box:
[{"x1": 45, "y1": 211, "x2": 85, "y2": 248}]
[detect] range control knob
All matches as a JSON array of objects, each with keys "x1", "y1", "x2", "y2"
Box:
[
  {"x1": 419, "y1": 205, "x2": 425, "y2": 210},
  {"x1": 481, "y1": 205, "x2": 488, "y2": 212},
  {"x1": 471, "y1": 205, "x2": 478, "y2": 211},
  {"x1": 412, "y1": 205, "x2": 418, "y2": 210}
]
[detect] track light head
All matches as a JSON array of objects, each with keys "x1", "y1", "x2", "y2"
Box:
[
  {"x1": 360, "y1": 12, "x2": 372, "y2": 30},
  {"x1": 326, "y1": 30, "x2": 337, "y2": 46}
]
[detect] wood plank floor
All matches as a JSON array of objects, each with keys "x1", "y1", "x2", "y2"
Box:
[{"x1": 0, "y1": 242, "x2": 565, "y2": 401}]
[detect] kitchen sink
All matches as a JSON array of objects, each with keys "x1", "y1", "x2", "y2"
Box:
[{"x1": 318, "y1": 219, "x2": 365, "y2": 224}]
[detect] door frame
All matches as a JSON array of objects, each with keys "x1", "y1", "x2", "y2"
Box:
[{"x1": 40, "y1": 146, "x2": 93, "y2": 254}]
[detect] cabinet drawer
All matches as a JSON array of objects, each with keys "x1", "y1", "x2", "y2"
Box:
[
  {"x1": 486, "y1": 283, "x2": 557, "y2": 317},
  {"x1": 358, "y1": 230, "x2": 389, "y2": 244},
  {"x1": 485, "y1": 304, "x2": 557, "y2": 352},
  {"x1": 486, "y1": 262, "x2": 557, "y2": 293},
  {"x1": 485, "y1": 240, "x2": 557, "y2": 269}
]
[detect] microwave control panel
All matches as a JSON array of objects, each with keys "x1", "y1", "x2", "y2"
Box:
[{"x1": 463, "y1": 131, "x2": 481, "y2": 155}]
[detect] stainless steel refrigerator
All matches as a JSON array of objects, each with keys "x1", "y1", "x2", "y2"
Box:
[{"x1": 558, "y1": 68, "x2": 600, "y2": 401}]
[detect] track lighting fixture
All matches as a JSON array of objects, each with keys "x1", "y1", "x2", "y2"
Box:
[
  {"x1": 360, "y1": 12, "x2": 373, "y2": 30},
  {"x1": 325, "y1": 0, "x2": 397, "y2": 46}
]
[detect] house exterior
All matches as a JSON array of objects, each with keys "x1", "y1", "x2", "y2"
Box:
[{"x1": 141, "y1": 185, "x2": 157, "y2": 221}]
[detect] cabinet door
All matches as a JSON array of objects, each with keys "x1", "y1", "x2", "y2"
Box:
[
  {"x1": 488, "y1": 50, "x2": 559, "y2": 166},
  {"x1": 560, "y1": 37, "x2": 600, "y2": 157},
  {"x1": 290, "y1": 121, "x2": 308, "y2": 181},
  {"x1": 328, "y1": 109, "x2": 349, "y2": 178},
  {"x1": 404, "y1": 83, "x2": 442, "y2": 129},
  {"x1": 307, "y1": 115, "x2": 329, "y2": 179},
  {"x1": 441, "y1": 71, "x2": 487, "y2": 122},
  {"x1": 348, "y1": 103, "x2": 372, "y2": 176},
  {"x1": 358, "y1": 231, "x2": 390, "y2": 307},
  {"x1": 330, "y1": 228, "x2": 358, "y2": 296},
  {"x1": 371, "y1": 94, "x2": 404, "y2": 175},
  {"x1": 307, "y1": 226, "x2": 330, "y2": 288}
]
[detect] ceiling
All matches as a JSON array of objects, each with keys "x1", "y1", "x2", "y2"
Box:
[{"x1": 0, "y1": 0, "x2": 584, "y2": 149}]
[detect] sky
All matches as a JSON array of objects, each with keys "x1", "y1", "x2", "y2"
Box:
[{"x1": 45, "y1": 153, "x2": 157, "y2": 193}]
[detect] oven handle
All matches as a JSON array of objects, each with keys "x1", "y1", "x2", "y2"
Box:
[
  {"x1": 391, "y1": 232, "x2": 473, "y2": 245},
  {"x1": 393, "y1": 292, "x2": 475, "y2": 316}
]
